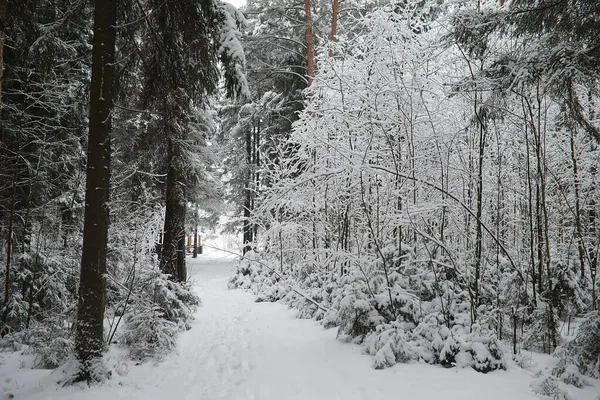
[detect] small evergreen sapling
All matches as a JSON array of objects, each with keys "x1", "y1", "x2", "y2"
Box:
[
  {"x1": 120, "y1": 269, "x2": 200, "y2": 361},
  {"x1": 553, "y1": 311, "x2": 600, "y2": 382}
]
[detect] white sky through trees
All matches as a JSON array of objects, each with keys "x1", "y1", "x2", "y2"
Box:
[{"x1": 228, "y1": 0, "x2": 246, "y2": 8}]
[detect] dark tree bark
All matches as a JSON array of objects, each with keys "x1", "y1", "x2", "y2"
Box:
[
  {"x1": 473, "y1": 101, "x2": 486, "y2": 320},
  {"x1": 253, "y1": 119, "x2": 260, "y2": 242},
  {"x1": 160, "y1": 138, "x2": 187, "y2": 282},
  {"x1": 193, "y1": 203, "x2": 199, "y2": 258},
  {"x1": 242, "y1": 115, "x2": 261, "y2": 255},
  {"x1": 329, "y1": 0, "x2": 338, "y2": 57},
  {"x1": 243, "y1": 124, "x2": 254, "y2": 255},
  {"x1": 74, "y1": 0, "x2": 117, "y2": 382},
  {"x1": 0, "y1": 37, "x2": 4, "y2": 107},
  {"x1": 0, "y1": 0, "x2": 4, "y2": 109},
  {"x1": 2, "y1": 172, "x2": 15, "y2": 315}
]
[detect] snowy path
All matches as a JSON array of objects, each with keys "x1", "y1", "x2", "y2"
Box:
[{"x1": 3, "y1": 249, "x2": 591, "y2": 400}]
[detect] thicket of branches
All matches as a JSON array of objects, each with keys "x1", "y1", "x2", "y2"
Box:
[
  {"x1": 228, "y1": 0, "x2": 599, "y2": 382},
  {"x1": 0, "y1": 0, "x2": 244, "y2": 379},
  {"x1": 1, "y1": 0, "x2": 598, "y2": 388}
]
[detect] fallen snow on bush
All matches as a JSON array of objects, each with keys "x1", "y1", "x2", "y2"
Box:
[{"x1": 1, "y1": 251, "x2": 599, "y2": 400}]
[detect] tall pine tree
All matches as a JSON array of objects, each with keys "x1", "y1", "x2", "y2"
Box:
[
  {"x1": 74, "y1": 0, "x2": 117, "y2": 382},
  {"x1": 139, "y1": 0, "x2": 246, "y2": 281}
]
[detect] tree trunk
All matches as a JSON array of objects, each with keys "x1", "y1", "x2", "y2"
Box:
[
  {"x1": 243, "y1": 118, "x2": 256, "y2": 255},
  {"x1": 512, "y1": 309, "x2": 517, "y2": 355},
  {"x1": 569, "y1": 127, "x2": 586, "y2": 279},
  {"x1": 74, "y1": 0, "x2": 116, "y2": 382},
  {"x1": 473, "y1": 101, "x2": 486, "y2": 320},
  {"x1": 253, "y1": 118, "x2": 260, "y2": 242},
  {"x1": 0, "y1": 37, "x2": 4, "y2": 110},
  {"x1": 329, "y1": 0, "x2": 339, "y2": 57},
  {"x1": 304, "y1": 0, "x2": 315, "y2": 86},
  {"x1": 524, "y1": 112, "x2": 537, "y2": 306},
  {"x1": 3, "y1": 172, "x2": 15, "y2": 315},
  {"x1": 243, "y1": 195, "x2": 253, "y2": 254},
  {"x1": 160, "y1": 138, "x2": 187, "y2": 282},
  {"x1": 193, "y1": 204, "x2": 198, "y2": 258}
]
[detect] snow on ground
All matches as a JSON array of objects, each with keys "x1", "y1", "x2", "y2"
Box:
[{"x1": 1, "y1": 248, "x2": 599, "y2": 400}]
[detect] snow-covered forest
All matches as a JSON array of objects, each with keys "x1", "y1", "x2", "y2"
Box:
[{"x1": 1, "y1": 0, "x2": 599, "y2": 398}]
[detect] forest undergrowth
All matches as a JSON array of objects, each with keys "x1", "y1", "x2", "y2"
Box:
[
  {"x1": 229, "y1": 252, "x2": 599, "y2": 397},
  {"x1": 0, "y1": 204, "x2": 199, "y2": 368}
]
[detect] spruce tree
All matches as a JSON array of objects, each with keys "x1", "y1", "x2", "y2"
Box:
[
  {"x1": 74, "y1": 0, "x2": 117, "y2": 382},
  {"x1": 0, "y1": 0, "x2": 90, "y2": 335},
  {"x1": 139, "y1": 0, "x2": 246, "y2": 281},
  {"x1": 506, "y1": 0, "x2": 600, "y2": 143}
]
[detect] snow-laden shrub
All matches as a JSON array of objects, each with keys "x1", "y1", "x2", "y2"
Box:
[
  {"x1": 256, "y1": 275, "x2": 289, "y2": 303},
  {"x1": 337, "y1": 282, "x2": 379, "y2": 341},
  {"x1": 229, "y1": 254, "x2": 507, "y2": 373},
  {"x1": 554, "y1": 364, "x2": 590, "y2": 388},
  {"x1": 552, "y1": 311, "x2": 600, "y2": 382},
  {"x1": 467, "y1": 331, "x2": 505, "y2": 373},
  {"x1": 228, "y1": 250, "x2": 265, "y2": 292},
  {"x1": 0, "y1": 332, "x2": 23, "y2": 352},
  {"x1": 154, "y1": 277, "x2": 200, "y2": 330},
  {"x1": 0, "y1": 249, "x2": 78, "y2": 369},
  {"x1": 1, "y1": 249, "x2": 77, "y2": 335},
  {"x1": 363, "y1": 319, "x2": 505, "y2": 372},
  {"x1": 282, "y1": 269, "x2": 340, "y2": 320},
  {"x1": 229, "y1": 254, "x2": 341, "y2": 322},
  {"x1": 523, "y1": 302, "x2": 560, "y2": 354},
  {"x1": 439, "y1": 334, "x2": 461, "y2": 368},
  {"x1": 0, "y1": 291, "x2": 29, "y2": 333},
  {"x1": 321, "y1": 309, "x2": 339, "y2": 329},
  {"x1": 364, "y1": 322, "x2": 416, "y2": 369},
  {"x1": 120, "y1": 270, "x2": 200, "y2": 361},
  {"x1": 530, "y1": 375, "x2": 573, "y2": 400},
  {"x1": 121, "y1": 303, "x2": 179, "y2": 361},
  {"x1": 408, "y1": 316, "x2": 448, "y2": 364},
  {"x1": 228, "y1": 253, "x2": 295, "y2": 305},
  {"x1": 27, "y1": 326, "x2": 74, "y2": 369},
  {"x1": 372, "y1": 271, "x2": 421, "y2": 325},
  {"x1": 0, "y1": 323, "x2": 74, "y2": 368}
]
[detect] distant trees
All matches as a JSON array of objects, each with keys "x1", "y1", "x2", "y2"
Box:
[
  {"x1": 223, "y1": 0, "x2": 419, "y2": 251},
  {"x1": 0, "y1": 0, "x2": 90, "y2": 338},
  {"x1": 451, "y1": 0, "x2": 599, "y2": 349},
  {"x1": 0, "y1": 0, "x2": 246, "y2": 381},
  {"x1": 506, "y1": 0, "x2": 600, "y2": 144},
  {"x1": 139, "y1": 0, "x2": 246, "y2": 281},
  {"x1": 219, "y1": 0, "x2": 309, "y2": 252},
  {"x1": 231, "y1": 0, "x2": 599, "y2": 373}
]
